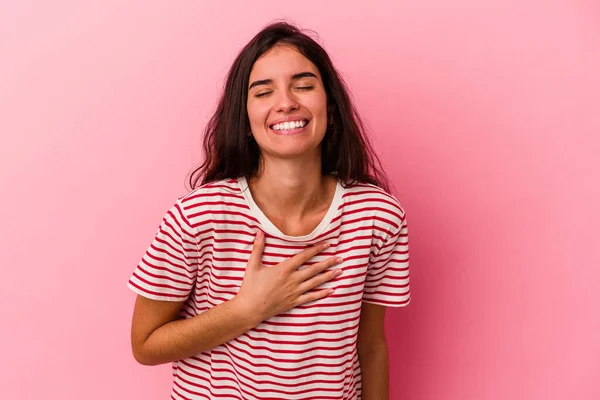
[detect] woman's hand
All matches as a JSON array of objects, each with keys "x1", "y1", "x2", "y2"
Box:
[{"x1": 235, "y1": 230, "x2": 344, "y2": 323}]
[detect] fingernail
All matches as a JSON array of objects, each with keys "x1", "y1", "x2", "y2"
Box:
[
  {"x1": 335, "y1": 257, "x2": 344, "y2": 264},
  {"x1": 335, "y1": 269, "x2": 343, "y2": 276},
  {"x1": 257, "y1": 230, "x2": 263, "y2": 239},
  {"x1": 322, "y1": 243, "x2": 330, "y2": 249}
]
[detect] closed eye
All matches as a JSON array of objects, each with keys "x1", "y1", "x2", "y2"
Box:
[
  {"x1": 255, "y1": 86, "x2": 312, "y2": 97},
  {"x1": 255, "y1": 91, "x2": 273, "y2": 98}
]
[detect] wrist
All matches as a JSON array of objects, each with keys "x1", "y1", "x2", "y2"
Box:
[{"x1": 230, "y1": 294, "x2": 263, "y2": 329}]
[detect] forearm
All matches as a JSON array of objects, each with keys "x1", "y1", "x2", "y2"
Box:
[
  {"x1": 136, "y1": 297, "x2": 259, "y2": 365},
  {"x1": 358, "y1": 340, "x2": 390, "y2": 400}
]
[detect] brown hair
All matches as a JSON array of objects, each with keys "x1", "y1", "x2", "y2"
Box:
[{"x1": 189, "y1": 22, "x2": 389, "y2": 191}]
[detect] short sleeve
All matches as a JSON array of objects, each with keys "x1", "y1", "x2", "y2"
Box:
[
  {"x1": 127, "y1": 200, "x2": 199, "y2": 302},
  {"x1": 363, "y1": 213, "x2": 411, "y2": 307}
]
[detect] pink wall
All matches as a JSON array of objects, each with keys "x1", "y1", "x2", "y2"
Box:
[{"x1": 1, "y1": 1, "x2": 599, "y2": 399}]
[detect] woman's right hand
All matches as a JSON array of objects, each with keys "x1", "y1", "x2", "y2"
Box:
[{"x1": 235, "y1": 230, "x2": 344, "y2": 324}]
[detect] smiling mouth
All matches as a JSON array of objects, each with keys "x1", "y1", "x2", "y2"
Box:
[{"x1": 269, "y1": 119, "x2": 309, "y2": 133}]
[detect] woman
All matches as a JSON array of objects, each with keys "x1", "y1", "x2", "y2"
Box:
[{"x1": 128, "y1": 22, "x2": 410, "y2": 400}]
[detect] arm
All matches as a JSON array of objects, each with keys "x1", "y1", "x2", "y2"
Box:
[
  {"x1": 357, "y1": 302, "x2": 389, "y2": 400},
  {"x1": 131, "y1": 295, "x2": 258, "y2": 366},
  {"x1": 131, "y1": 232, "x2": 343, "y2": 366}
]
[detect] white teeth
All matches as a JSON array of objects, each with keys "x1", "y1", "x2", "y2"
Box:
[{"x1": 271, "y1": 120, "x2": 307, "y2": 131}]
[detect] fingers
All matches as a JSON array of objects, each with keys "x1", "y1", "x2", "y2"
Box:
[
  {"x1": 294, "y1": 288, "x2": 335, "y2": 307},
  {"x1": 296, "y1": 256, "x2": 343, "y2": 282},
  {"x1": 283, "y1": 242, "x2": 330, "y2": 272},
  {"x1": 297, "y1": 267, "x2": 343, "y2": 294},
  {"x1": 246, "y1": 230, "x2": 265, "y2": 269}
]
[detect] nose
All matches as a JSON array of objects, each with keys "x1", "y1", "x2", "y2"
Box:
[{"x1": 275, "y1": 89, "x2": 299, "y2": 113}]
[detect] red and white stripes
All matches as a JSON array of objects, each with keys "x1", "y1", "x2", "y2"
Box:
[{"x1": 128, "y1": 178, "x2": 410, "y2": 399}]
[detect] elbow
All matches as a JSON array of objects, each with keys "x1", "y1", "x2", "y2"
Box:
[
  {"x1": 132, "y1": 343, "x2": 160, "y2": 366},
  {"x1": 132, "y1": 346, "x2": 150, "y2": 366},
  {"x1": 133, "y1": 351, "x2": 162, "y2": 366}
]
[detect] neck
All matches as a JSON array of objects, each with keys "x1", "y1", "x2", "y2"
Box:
[{"x1": 249, "y1": 152, "x2": 333, "y2": 219}]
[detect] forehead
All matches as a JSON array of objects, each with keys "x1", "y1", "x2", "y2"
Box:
[{"x1": 249, "y1": 45, "x2": 321, "y2": 81}]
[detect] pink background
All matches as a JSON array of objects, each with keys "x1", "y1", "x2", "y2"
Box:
[{"x1": 1, "y1": 1, "x2": 599, "y2": 399}]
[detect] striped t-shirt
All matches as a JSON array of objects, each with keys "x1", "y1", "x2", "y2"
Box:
[{"x1": 127, "y1": 177, "x2": 410, "y2": 400}]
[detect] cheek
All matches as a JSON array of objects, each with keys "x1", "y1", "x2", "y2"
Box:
[
  {"x1": 311, "y1": 96, "x2": 329, "y2": 127},
  {"x1": 247, "y1": 101, "x2": 271, "y2": 130}
]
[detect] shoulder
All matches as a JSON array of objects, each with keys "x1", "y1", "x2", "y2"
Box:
[
  {"x1": 174, "y1": 178, "x2": 246, "y2": 221},
  {"x1": 341, "y1": 181, "x2": 407, "y2": 230},
  {"x1": 179, "y1": 178, "x2": 243, "y2": 203}
]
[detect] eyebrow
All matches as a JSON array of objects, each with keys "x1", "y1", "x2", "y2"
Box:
[{"x1": 248, "y1": 72, "x2": 318, "y2": 90}]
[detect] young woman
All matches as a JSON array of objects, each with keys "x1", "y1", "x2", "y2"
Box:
[{"x1": 128, "y1": 22, "x2": 410, "y2": 400}]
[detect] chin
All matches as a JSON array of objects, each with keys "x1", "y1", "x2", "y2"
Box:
[{"x1": 264, "y1": 143, "x2": 322, "y2": 160}]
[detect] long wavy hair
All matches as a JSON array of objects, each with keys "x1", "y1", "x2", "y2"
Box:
[{"x1": 189, "y1": 22, "x2": 389, "y2": 192}]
